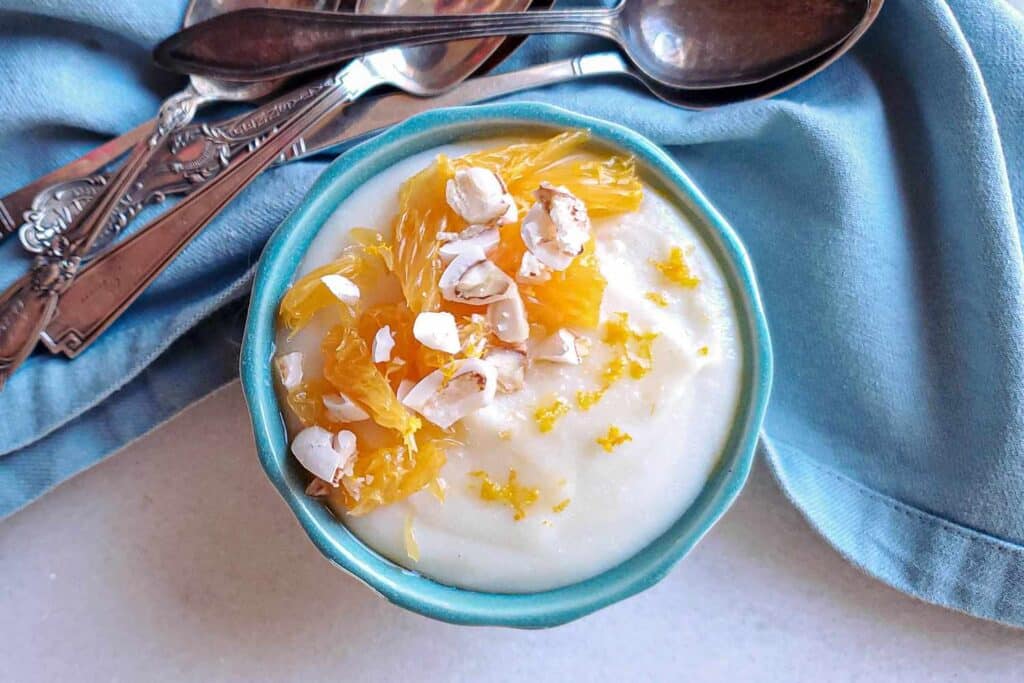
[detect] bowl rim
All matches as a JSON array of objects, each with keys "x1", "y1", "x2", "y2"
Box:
[{"x1": 240, "y1": 101, "x2": 772, "y2": 629}]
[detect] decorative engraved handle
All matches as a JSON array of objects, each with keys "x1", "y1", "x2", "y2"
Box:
[
  {"x1": 42, "y1": 77, "x2": 352, "y2": 358},
  {"x1": 0, "y1": 87, "x2": 208, "y2": 387},
  {"x1": 0, "y1": 259, "x2": 78, "y2": 387},
  {"x1": 17, "y1": 78, "x2": 335, "y2": 256},
  {"x1": 0, "y1": 120, "x2": 151, "y2": 242}
]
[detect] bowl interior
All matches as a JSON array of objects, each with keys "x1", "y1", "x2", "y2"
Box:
[{"x1": 241, "y1": 102, "x2": 772, "y2": 628}]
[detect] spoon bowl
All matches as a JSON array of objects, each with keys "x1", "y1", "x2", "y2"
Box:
[
  {"x1": 616, "y1": 0, "x2": 869, "y2": 90},
  {"x1": 652, "y1": 0, "x2": 885, "y2": 109},
  {"x1": 187, "y1": 0, "x2": 349, "y2": 102},
  {"x1": 358, "y1": 0, "x2": 534, "y2": 97},
  {"x1": 156, "y1": 0, "x2": 870, "y2": 90}
]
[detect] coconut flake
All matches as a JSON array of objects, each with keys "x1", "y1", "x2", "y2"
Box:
[
  {"x1": 520, "y1": 184, "x2": 591, "y2": 271},
  {"x1": 401, "y1": 358, "x2": 497, "y2": 429},
  {"x1": 438, "y1": 227, "x2": 500, "y2": 263},
  {"x1": 531, "y1": 329, "x2": 589, "y2": 365},
  {"x1": 320, "y1": 274, "x2": 361, "y2": 304},
  {"x1": 445, "y1": 166, "x2": 517, "y2": 226},
  {"x1": 323, "y1": 393, "x2": 371, "y2": 422},
  {"x1": 291, "y1": 426, "x2": 356, "y2": 485},
  {"x1": 439, "y1": 248, "x2": 514, "y2": 306},
  {"x1": 413, "y1": 311, "x2": 461, "y2": 353},
  {"x1": 517, "y1": 251, "x2": 551, "y2": 284},
  {"x1": 487, "y1": 286, "x2": 529, "y2": 344},
  {"x1": 484, "y1": 347, "x2": 527, "y2": 393},
  {"x1": 275, "y1": 352, "x2": 304, "y2": 390},
  {"x1": 372, "y1": 325, "x2": 395, "y2": 363}
]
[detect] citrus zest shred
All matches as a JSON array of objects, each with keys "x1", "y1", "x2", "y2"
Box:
[
  {"x1": 439, "y1": 360, "x2": 459, "y2": 386},
  {"x1": 471, "y1": 469, "x2": 540, "y2": 521},
  {"x1": 534, "y1": 397, "x2": 570, "y2": 433},
  {"x1": 698, "y1": 345, "x2": 710, "y2": 357},
  {"x1": 603, "y1": 312, "x2": 658, "y2": 380},
  {"x1": 427, "y1": 477, "x2": 447, "y2": 503},
  {"x1": 645, "y1": 291, "x2": 669, "y2": 307},
  {"x1": 652, "y1": 246, "x2": 700, "y2": 288},
  {"x1": 552, "y1": 498, "x2": 571, "y2": 514},
  {"x1": 458, "y1": 316, "x2": 490, "y2": 359},
  {"x1": 576, "y1": 389, "x2": 605, "y2": 411},
  {"x1": 574, "y1": 312, "x2": 660, "y2": 411},
  {"x1": 404, "y1": 514, "x2": 420, "y2": 562},
  {"x1": 597, "y1": 426, "x2": 632, "y2": 453}
]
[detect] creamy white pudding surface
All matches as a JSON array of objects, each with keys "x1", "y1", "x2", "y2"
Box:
[{"x1": 279, "y1": 141, "x2": 743, "y2": 593}]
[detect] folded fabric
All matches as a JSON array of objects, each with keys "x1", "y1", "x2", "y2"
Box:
[{"x1": 1, "y1": 0, "x2": 1022, "y2": 627}]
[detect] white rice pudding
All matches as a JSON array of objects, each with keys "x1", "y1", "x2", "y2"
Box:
[{"x1": 280, "y1": 141, "x2": 743, "y2": 593}]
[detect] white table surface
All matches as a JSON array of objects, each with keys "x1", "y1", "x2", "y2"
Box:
[
  {"x1": 2, "y1": 384, "x2": 1023, "y2": 682},
  {"x1": 5, "y1": 3, "x2": 1024, "y2": 678}
]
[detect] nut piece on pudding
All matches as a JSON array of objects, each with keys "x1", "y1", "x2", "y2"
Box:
[
  {"x1": 446, "y1": 166, "x2": 517, "y2": 227},
  {"x1": 272, "y1": 130, "x2": 742, "y2": 593}
]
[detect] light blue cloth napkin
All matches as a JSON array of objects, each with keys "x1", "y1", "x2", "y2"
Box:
[{"x1": 1, "y1": 0, "x2": 1022, "y2": 626}]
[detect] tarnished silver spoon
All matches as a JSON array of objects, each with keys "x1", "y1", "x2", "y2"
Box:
[
  {"x1": 0, "y1": 0, "x2": 538, "y2": 379},
  {"x1": 15, "y1": 0, "x2": 345, "y2": 256},
  {"x1": 156, "y1": 0, "x2": 869, "y2": 90}
]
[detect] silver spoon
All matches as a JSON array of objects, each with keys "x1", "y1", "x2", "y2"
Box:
[
  {"x1": 0, "y1": 0, "x2": 536, "y2": 380},
  {"x1": 156, "y1": 0, "x2": 869, "y2": 91},
  {"x1": 15, "y1": 0, "x2": 345, "y2": 256}
]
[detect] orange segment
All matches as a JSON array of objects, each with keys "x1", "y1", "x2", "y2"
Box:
[
  {"x1": 520, "y1": 241, "x2": 606, "y2": 330},
  {"x1": 285, "y1": 378, "x2": 334, "y2": 429},
  {"x1": 279, "y1": 240, "x2": 388, "y2": 334},
  {"x1": 391, "y1": 156, "x2": 461, "y2": 314},
  {"x1": 357, "y1": 302, "x2": 417, "y2": 387},
  {"x1": 457, "y1": 130, "x2": 590, "y2": 184},
  {"x1": 530, "y1": 155, "x2": 643, "y2": 217},
  {"x1": 340, "y1": 426, "x2": 451, "y2": 516},
  {"x1": 322, "y1": 324, "x2": 421, "y2": 449}
]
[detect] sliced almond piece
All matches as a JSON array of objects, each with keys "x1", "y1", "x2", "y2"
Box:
[
  {"x1": 323, "y1": 393, "x2": 371, "y2": 423},
  {"x1": 320, "y1": 274, "x2": 361, "y2": 304},
  {"x1": 484, "y1": 347, "x2": 527, "y2": 393},
  {"x1": 372, "y1": 325, "x2": 395, "y2": 363},
  {"x1": 291, "y1": 426, "x2": 357, "y2": 486},
  {"x1": 445, "y1": 166, "x2": 517, "y2": 226},
  {"x1": 520, "y1": 184, "x2": 591, "y2": 271},
  {"x1": 487, "y1": 286, "x2": 529, "y2": 344},
  {"x1": 401, "y1": 358, "x2": 498, "y2": 429},
  {"x1": 413, "y1": 311, "x2": 460, "y2": 353},
  {"x1": 275, "y1": 351, "x2": 304, "y2": 390},
  {"x1": 438, "y1": 227, "x2": 500, "y2": 263},
  {"x1": 517, "y1": 251, "x2": 552, "y2": 284},
  {"x1": 439, "y1": 248, "x2": 514, "y2": 306},
  {"x1": 531, "y1": 329, "x2": 589, "y2": 365}
]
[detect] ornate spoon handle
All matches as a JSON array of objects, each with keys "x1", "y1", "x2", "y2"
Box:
[
  {"x1": 156, "y1": 7, "x2": 618, "y2": 81},
  {"x1": 18, "y1": 78, "x2": 329, "y2": 257},
  {"x1": 0, "y1": 121, "x2": 151, "y2": 242},
  {"x1": 0, "y1": 87, "x2": 209, "y2": 387},
  {"x1": 41, "y1": 76, "x2": 351, "y2": 359},
  {"x1": 0, "y1": 158, "x2": 140, "y2": 387}
]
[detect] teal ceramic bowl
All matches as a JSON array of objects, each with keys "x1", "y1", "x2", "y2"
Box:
[{"x1": 241, "y1": 102, "x2": 772, "y2": 629}]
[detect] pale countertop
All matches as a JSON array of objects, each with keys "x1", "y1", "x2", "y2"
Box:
[
  {"x1": 5, "y1": 3, "x2": 1024, "y2": 677},
  {"x1": 2, "y1": 383, "x2": 1022, "y2": 682}
]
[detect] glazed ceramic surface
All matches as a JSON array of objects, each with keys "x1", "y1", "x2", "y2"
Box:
[{"x1": 241, "y1": 102, "x2": 772, "y2": 628}]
